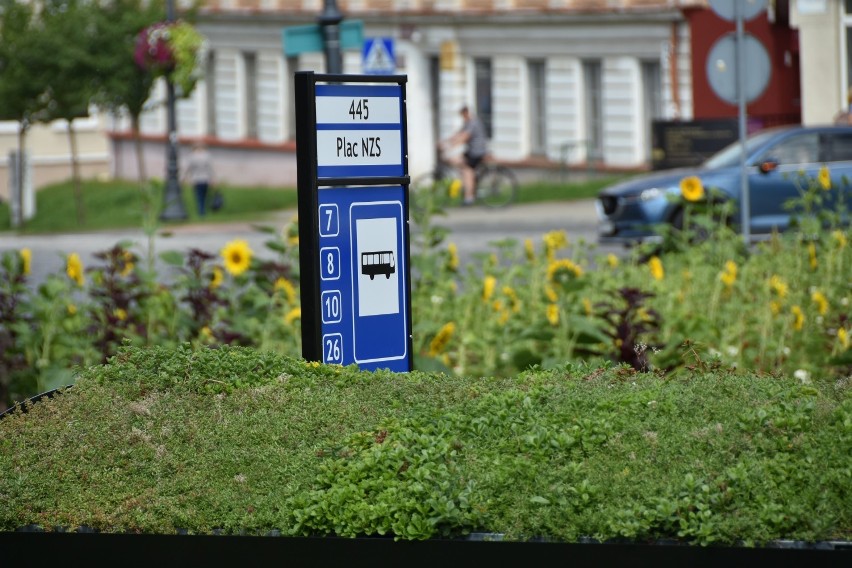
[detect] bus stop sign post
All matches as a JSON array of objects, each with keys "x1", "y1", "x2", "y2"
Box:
[{"x1": 295, "y1": 71, "x2": 412, "y2": 372}]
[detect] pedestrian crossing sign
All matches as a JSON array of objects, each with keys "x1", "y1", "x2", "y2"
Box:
[{"x1": 362, "y1": 37, "x2": 396, "y2": 75}]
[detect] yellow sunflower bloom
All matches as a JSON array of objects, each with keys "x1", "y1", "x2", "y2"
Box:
[
  {"x1": 221, "y1": 240, "x2": 253, "y2": 276},
  {"x1": 680, "y1": 176, "x2": 705, "y2": 202},
  {"x1": 839, "y1": 327, "x2": 849, "y2": 350},
  {"x1": 811, "y1": 291, "x2": 829, "y2": 316},
  {"x1": 120, "y1": 250, "x2": 135, "y2": 278},
  {"x1": 546, "y1": 303, "x2": 560, "y2": 326},
  {"x1": 719, "y1": 260, "x2": 737, "y2": 288},
  {"x1": 66, "y1": 253, "x2": 85, "y2": 286},
  {"x1": 791, "y1": 305, "x2": 805, "y2": 331},
  {"x1": 769, "y1": 275, "x2": 788, "y2": 299},
  {"x1": 818, "y1": 165, "x2": 831, "y2": 190},
  {"x1": 832, "y1": 230, "x2": 847, "y2": 249},
  {"x1": 503, "y1": 286, "x2": 521, "y2": 313},
  {"x1": 210, "y1": 266, "x2": 224, "y2": 289},
  {"x1": 114, "y1": 308, "x2": 128, "y2": 321},
  {"x1": 482, "y1": 275, "x2": 497, "y2": 302},
  {"x1": 543, "y1": 230, "x2": 568, "y2": 260},
  {"x1": 648, "y1": 256, "x2": 664, "y2": 281},
  {"x1": 274, "y1": 277, "x2": 297, "y2": 303},
  {"x1": 429, "y1": 322, "x2": 456, "y2": 356},
  {"x1": 606, "y1": 253, "x2": 619, "y2": 269},
  {"x1": 447, "y1": 243, "x2": 460, "y2": 272},
  {"x1": 19, "y1": 248, "x2": 31, "y2": 276},
  {"x1": 448, "y1": 179, "x2": 462, "y2": 199},
  {"x1": 769, "y1": 300, "x2": 781, "y2": 315},
  {"x1": 284, "y1": 307, "x2": 301, "y2": 325},
  {"x1": 544, "y1": 285, "x2": 558, "y2": 303},
  {"x1": 524, "y1": 239, "x2": 536, "y2": 262},
  {"x1": 547, "y1": 258, "x2": 584, "y2": 283}
]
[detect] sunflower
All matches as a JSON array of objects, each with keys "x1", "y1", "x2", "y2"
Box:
[
  {"x1": 680, "y1": 176, "x2": 705, "y2": 202},
  {"x1": 769, "y1": 275, "x2": 788, "y2": 299},
  {"x1": 448, "y1": 179, "x2": 462, "y2": 199},
  {"x1": 274, "y1": 277, "x2": 297, "y2": 303},
  {"x1": 547, "y1": 258, "x2": 584, "y2": 283},
  {"x1": 839, "y1": 328, "x2": 849, "y2": 350},
  {"x1": 221, "y1": 240, "x2": 253, "y2": 276},
  {"x1": 719, "y1": 260, "x2": 737, "y2": 288},
  {"x1": 19, "y1": 248, "x2": 31, "y2": 276},
  {"x1": 66, "y1": 253, "x2": 85, "y2": 286},
  {"x1": 811, "y1": 290, "x2": 829, "y2": 316},
  {"x1": 429, "y1": 322, "x2": 456, "y2": 356},
  {"x1": 818, "y1": 165, "x2": 831, "y2": 190},
  {"x1": 482, "y1": 275, "x2": 497, "y2": 302},
  {"x1": 648, "y1": 256, "x2": 664, "y2": 281},
  {"x1": 546, "y1": 303, "x2": 560, "y2": 326},
  {"x1": 791, "y1": 305, "x2": 805, "y2": 331},
  {"x1": 606, "y1": 253, "x2": 619, "y2": 269},
  {"x1": 524, "y1": 239, "x2": 536, "y2": 262},
  {"x1": 447, "y1": 243, "x2": 460, "y2": 271},
  {"x1": 543, "y1": 230, "x2": 568, "y2": 260},
  {"x1": 284, "y1": 307, "x2": 301, "y2": 325},
  {"x1": 210, "y1": 266, "x2": 224, "y2": 289}
]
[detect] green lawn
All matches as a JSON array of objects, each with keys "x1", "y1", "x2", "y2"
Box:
[
  {"x1": 0, "y1": 179, "x2": 299, "y2": 234},
  {"x1": 0, "y1": 175, "x2": 624, "y2": 234}
]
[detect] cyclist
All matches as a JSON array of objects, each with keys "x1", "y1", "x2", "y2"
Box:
[{"x1": 439, "y1": 105, "x2": 488, "y2": 206}]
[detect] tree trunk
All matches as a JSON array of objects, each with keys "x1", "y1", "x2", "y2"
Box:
[
  {"x1": 13, "y1": 122, "x2": 29, "y2": 228},
  {"x1": 67, "y1": 120, "x2": 86, "y2": 226}
]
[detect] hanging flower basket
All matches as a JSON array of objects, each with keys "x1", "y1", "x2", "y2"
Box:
[{"x1": 134, "y1": 20, "x2": 205, "y2": 96}]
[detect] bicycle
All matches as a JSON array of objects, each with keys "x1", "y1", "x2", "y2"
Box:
[{"x1": 410, "y1": 153, "x2": 518, "y2": 215}]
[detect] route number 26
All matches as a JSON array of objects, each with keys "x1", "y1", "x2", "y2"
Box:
[
  {"x1": 324, "y1": 334, "x2": 342, "y2": 364},
  {"x1": 349, "y1": 99, "x2": 369, "y2": 120}
]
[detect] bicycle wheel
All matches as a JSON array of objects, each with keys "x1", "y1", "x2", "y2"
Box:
[{"x1": 476, "y1": 164, "x2": 518, "y2": 208}]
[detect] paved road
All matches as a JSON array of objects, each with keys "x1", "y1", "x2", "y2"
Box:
[{"x1": 0, "y1": 199, "x2": 618, "y2": 285}]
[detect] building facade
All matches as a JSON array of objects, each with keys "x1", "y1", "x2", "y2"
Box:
[
  {"x1": 111, "y1": 0, "x2": 703, "y2": 188},
  {"x1": 3, "y1": 0, "x2": 829, "y2": 201}
]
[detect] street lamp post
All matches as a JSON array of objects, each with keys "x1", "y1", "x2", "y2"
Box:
[
  {"x1": 318, "y1": 0, "x2": 343, "y2": 74},
  {"x1": 160, "y1": 0, "x2": 188, "y2": 221}
]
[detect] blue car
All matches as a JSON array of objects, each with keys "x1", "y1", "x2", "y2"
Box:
[{"x1": 596, "y1": 125, "x2": 852, "y2": 245}]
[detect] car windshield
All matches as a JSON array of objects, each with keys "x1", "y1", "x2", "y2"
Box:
[{"x1": 702, "y1": 130, "x2": 780, "y2": 169}]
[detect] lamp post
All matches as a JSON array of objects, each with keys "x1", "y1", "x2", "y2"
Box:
[
  {"x1": 318, "y1": 0, "x2": 343, "y2": 74},
  {"x1": 160, "y1": 0, "x2": 188, "y2": 221}
]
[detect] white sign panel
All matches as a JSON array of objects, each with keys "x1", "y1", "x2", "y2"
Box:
[{"x1": 315, "y1": 83, "x2": 404, "y2": 178}]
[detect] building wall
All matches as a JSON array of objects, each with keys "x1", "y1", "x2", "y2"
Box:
[
  {"x1": 0, "y1": 116, "x2": 110, "y2": 202},
  {"x1": 687, "y1": 7, "x2": 801, "y2": 126},
  {"x1": 791, "y1": 0, "x2": 845, "y2": 125},
  {"x1": 110, "y1": 5, "x2": 692, "y2": 187}
]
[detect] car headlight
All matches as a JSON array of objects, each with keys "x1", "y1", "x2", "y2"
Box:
[{"x1": 639, "y1": 188, "x2": 664, "y2": 202}]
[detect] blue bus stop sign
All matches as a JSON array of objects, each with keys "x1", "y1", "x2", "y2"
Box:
[{"x1": 295, "y1": 72, "x2": 411, "y2": 372}]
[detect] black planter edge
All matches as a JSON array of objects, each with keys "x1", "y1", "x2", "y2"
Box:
[
  {"x1": 1, "y1": 530, "x2": 849, "y2": 568},
  {"x1": 0, "y1": 385, "x2": 72, "y2": 421}
]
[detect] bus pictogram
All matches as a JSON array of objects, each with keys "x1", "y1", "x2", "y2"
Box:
[{"x1": 361, "y1": 250, "x2": 395, "y2": 279}]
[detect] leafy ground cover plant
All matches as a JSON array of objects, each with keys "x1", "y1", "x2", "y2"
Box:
[{"x1": 0, "y1": 345, "x2": 849, "y2": 544}]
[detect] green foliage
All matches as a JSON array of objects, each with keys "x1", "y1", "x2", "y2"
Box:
[
  {"x1": 1, "y1": 346, "x2": 849, "y2": 544},
  {"x1": 0, "y1": 179, "x2": 298, "y2": 233}
]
